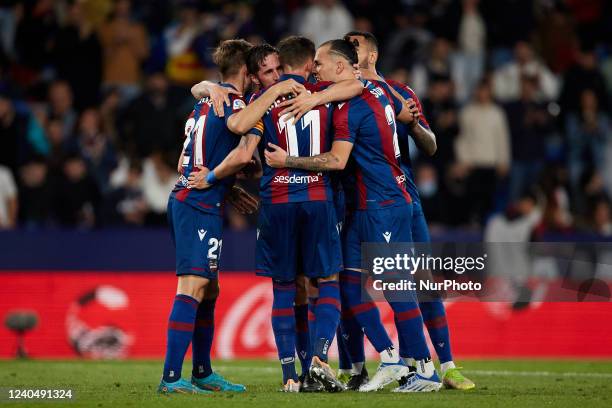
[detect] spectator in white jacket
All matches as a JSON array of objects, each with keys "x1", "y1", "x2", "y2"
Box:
[
  {"x1": 297, "y1": 0, "x2": 353, "y2": 47},
  {"x1": 454, "y1": 79, "x2": 511, "y2": 224},
  {"x1": 493, "y1": 41, "x2": 560, "y2": 103}
]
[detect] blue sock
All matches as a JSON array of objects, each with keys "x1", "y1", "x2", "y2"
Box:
[
  {"x1": 272, "y1": 280, "x2": 298, "y2": 383},
  {"x1": 340, "y1": 270, "x2": 393, "y2": 353},
  {"x1": 313, "y1": 280, "x2": 340, "y2": 362},
  {"x1": 340, "y1": 307, "x2": 365, "y2": 366},
  {"x1": 192, "y1": 298, "x2": 216, "y2": 379},
  {"x1": 420, "y1": 299, "x2": 453, "y2": 363},
  {"x1": 294, "y1": 304, "x2": 310, "y2": 376},
  {"x1": 163, "y1": 294, "x2": 199, "y2": 382},
  {"x1": 391, "y1": 301, "x2": 430, "y2": 360},
  {"x1": 337, "y1": 326, "x2": 351, "y2": 370},
  {"x1": 307, "y1": 296, "x2": 317, "y2": 368}
]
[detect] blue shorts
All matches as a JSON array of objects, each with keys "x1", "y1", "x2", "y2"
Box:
[
  {"x1": 167, "y1": 197, "x2": 223, "y2": 279},
  {"x1": 333, "y1": 189, "x2": 346, "y2": 232},
  {"x1": 256, "y1": 201, "x2": 343, "y2": 282},
  {"x1": 343, "y1": 204, "x2": 413, "y2": 269},
  {"x1": 411, "y1": 201, "x2": 431, "y2": 243}
]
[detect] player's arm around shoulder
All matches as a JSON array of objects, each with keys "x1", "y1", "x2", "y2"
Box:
[
  {"x1": 190, "y1": 80, "x2": 240, "y2": 117},
  {"x1": 226, "y1": 79, "x2": 306, "y2": 135},
  {"x1": 278, "y1": 79, "x2": 364, "y2": 122}
]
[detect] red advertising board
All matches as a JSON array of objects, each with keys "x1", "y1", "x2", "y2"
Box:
[{"x1": 1, "y1": 272, "x2": 611, "y2": 359}]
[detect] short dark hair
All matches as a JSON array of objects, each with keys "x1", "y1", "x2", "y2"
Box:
[
  {"x1": 212, "y1": 39, "x2": 253, "y2": 78},
  {"x1": 344, "y1": 30, "x2": 378, "y2": 51},
  {"x1": 320, "y1": 38, "x2": 358, "y2": 65},
  {"x1": 246, "y1": 43, "x2": 278, "y2": 75},
  {"x1": 277, "y1": 36, "x2": 315, "y2": 68}
]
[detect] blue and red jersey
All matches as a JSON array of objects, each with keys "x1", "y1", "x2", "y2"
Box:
[
  {"x1": 250, "y1": 74, "x2": 334, "y2": 204},
  {"x1": 171, "y1": 83, "x2": 245, "y2": 215},
  {"x1": 385, "y1": 78, "x2": 430, "y2": 206},
  {"x1": 333, "y1": 80, "x2": 412, "y2": 211}
]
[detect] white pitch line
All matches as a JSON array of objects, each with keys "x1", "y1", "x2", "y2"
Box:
[
  {"x1": 464, "y1": 370, "x2": 612, "y2": 379},
  {"x1": 214, "y1": 366, "x2": 612, "y2": 378}
]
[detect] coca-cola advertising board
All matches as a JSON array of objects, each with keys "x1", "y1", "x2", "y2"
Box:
[{"x1": 1, "y1": 271, "x2": 612, "y2": 359}]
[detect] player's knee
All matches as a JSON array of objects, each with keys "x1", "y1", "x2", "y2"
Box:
[
  {"x1": 176, "y1": 275, "x2": 209, "y2": 302},
  {"x1": 306, "y1": 278, "x2": 319, "y2": 298},
  {"x1": 204, "y1": 279, "x2": 220, "y2": 300},
  {"x1": 319, "y1": 274, "x2": 338, "y2": 283},
  {"x1": 295, "y1": 277, "x2": 308, "y2": 305}
]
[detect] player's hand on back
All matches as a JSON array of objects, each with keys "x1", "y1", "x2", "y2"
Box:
[
  {"x1": 209, "y1": 84, "x2": 240, "y2": 117},
  {"x1": 273, "y1": 79, "x2": 306, "y2": 99},
  {"x1": 227, "y1": 185, "x2": 259, "y2": 214},
  {"x1": 187, "y1": 165, "x2": 211, "y2": 189},
  {"x1": 264, "y1": 143, "x2": 288, "y2": 169},
  {"x1": 277, "y1": 91, "x2": 319, "y2": 123}
]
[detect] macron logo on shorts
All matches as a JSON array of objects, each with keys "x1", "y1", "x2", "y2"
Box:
[
  {"x1": 198, "y1": 229, "x2": 207, "y2": 241},
  {"x1": 383, "y1": 231, "x2": 392, "y2": 243}
]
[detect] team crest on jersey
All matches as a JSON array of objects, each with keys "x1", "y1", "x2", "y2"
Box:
[
  {"x1": 209, "y1": 258, "x2": 218, "y2": 273},
  {"x1": 233, "y1": 98, "x2": 246, "y2": 110}
]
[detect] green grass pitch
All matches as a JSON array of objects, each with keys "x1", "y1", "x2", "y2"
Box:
[{"x1": 1, "y1": 359, "x2": 611, "y2": 407}]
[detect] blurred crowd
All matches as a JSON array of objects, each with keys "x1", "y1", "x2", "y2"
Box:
[{"x1": 0, "y1": 0, "x2": 611, "y2": 238}]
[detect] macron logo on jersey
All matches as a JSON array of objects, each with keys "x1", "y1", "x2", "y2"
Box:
[
  {"x1": 198, "y1": 229, "x2": 207, "y2": 241},
  {"x1": 383, "y1": 231, "x2": 392, "y2": 243}
]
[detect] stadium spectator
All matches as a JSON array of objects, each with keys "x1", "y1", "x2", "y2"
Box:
[
  {"x1": 565, "y1": 89, "x2": 611, "y2": 193},
  {"x1": 121, "y1": 72, "x2": 181, "y2": 157},
  {"x1": 157, "y1": 1, "x2": 210, "y2": 86},
  {"x1": 53, "y1": 0, "x2": 103, "y2": 110},
  {"x1": 46, "y1": 80, "x2": 77, "y2": 141},
  {"x1": 535, "y1": 3, "x2": 579, "y2": 73},
  {"x1": 484, "y1": 189, "x2": 542, "y2": 305},
  {"x1": 455, "y1": 79, "x2": 511, "y2": 224},
  {"x1": 72, "y1": 108, "x2": 117, "y2": 194},
  {"x1": 17, "y1": 157, "x2": 52, "y2": 228},
  {"x1": 492, "y1": 41, "x2": 560, "y2": 103},
  {"x1": 99, "y1": 87, "x2": 121, "y2": 145},
  {"x1": 504, "y1": 75, "x2": 554, "y2": 202},
  {"x1": 141, "y1": 150, "x2": 175, "y2": 225},
  {"x1": 559, "y1": 47, "x2": 608, "y2": 117},
  {"x1": 0, "y1": 93, "x2": 25, "y2": 175},
  {"x1": 421, "y1": 74, "x2": 460, "y2": 177},
  {"x1": 0, "y1": 1, "x2": 19, "y2": 59},
  {"x1": 44, "y1": 117, "x2": 66, "y2": 170},
  {"x1": 380, "y1": 12, "x2": 433, "y2": 74},
  {"x1": 52, "y1": 153, "x2": 101, "y2": 228},
  {"x1": 99, "y1": 0, "x2": 149, "y2": 105},
  {"x1": 415, "y1": 163, "x2": 443, "y2": 226},
  {"x1": 102, "y1": 159, "x2": 147, "y2": 226},
  {"x1": 297, "y1": 0, "x2": 353, "y2": 47},
  {"x1": 0, "y1": 164, "x2": 17, "y2": 229},
  {"x1": 533, "y1": 166, "x2": 574, "y2": 238},
  {"x1": 13, "y1": 0, "x2": 57, "y2": 86},
  {"x1": 411, "y1": 37, "x2": 463, "y2": 103},
  {"x1": 455, "y1": 0, "x2": 485, "y2": 103},
  {"x1": 582, "y1": 194, "x2": 612, "y2": 237}
]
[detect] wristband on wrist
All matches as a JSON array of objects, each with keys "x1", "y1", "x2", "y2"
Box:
[{"x1": 206, "y1": 170, "x2": 218, "y2": 185}]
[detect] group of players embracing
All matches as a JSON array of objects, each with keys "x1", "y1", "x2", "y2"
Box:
[{"x1": 157, "y1": 31, "x2": 476, "y2": 395}]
